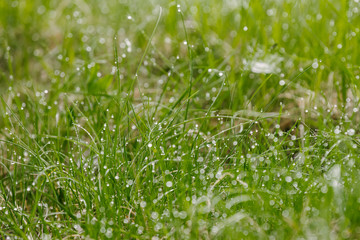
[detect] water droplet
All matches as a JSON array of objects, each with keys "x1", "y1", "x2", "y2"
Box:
[
  {"x1": 312, "y1": 61, "x2": 319, "y2": 69},
  {"x1": 282, "y1": 209, "x2": 290, "y2": 217},
  {"x1": 285, "y1": 176, "x2": 292, "y2": 182},
  {"x1": 151, "y1": 212, "x2": 159, "y2": 220},
  {"x1": 347, "y1": 129, "x2": 355, "y2": 136},
  {"x1": 179, "y1": 211, "x2": 187, "y2": 219},
  {"x1": 140, "y1": 201, "x2": 147, "y2": 208}
]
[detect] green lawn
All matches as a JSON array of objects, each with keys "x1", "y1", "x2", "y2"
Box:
[{"x1": 1, "y1": 0, "x2": 360, "y2": 239}]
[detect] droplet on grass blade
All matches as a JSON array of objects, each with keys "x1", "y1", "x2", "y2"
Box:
[
  {"x1": 166, "y1": 181, "x2": 173, "y2": 187},
  {"x1": 312, "y1": 61, "x2": 319, "y2": 69},
  {"x1": 179, "y1": 211, "x2": 187, "y2": 219},
  {"x1": 151, "y1": 212, "x2": 159, "y2": 220},
  {"x1": 347, "y1": 129, "x2": 355, "y2": 136},
  {"x1": 285, "y1": 176, "x2": 292, "y2": 182},
  {"x1": 140, "y1": 201, "x2": 147, "y2": 208}
]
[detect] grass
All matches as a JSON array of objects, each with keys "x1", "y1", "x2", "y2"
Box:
[{"x1": 0, "y1": 0, "x2": 360, "y2": 239}]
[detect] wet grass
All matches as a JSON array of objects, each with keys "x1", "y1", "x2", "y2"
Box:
[{"x1": 0, "y1": 0, "x2": 360, "y2": 239}]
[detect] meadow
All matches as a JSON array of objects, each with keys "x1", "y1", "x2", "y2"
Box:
[{"x1": 0, "y1": 0, "x2": 360, "y2": 239}]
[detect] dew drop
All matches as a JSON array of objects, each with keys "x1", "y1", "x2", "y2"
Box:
[
  {"x1": 312, "y1": 61, "x2": 319, "y2": 69},
  {"x1": 166, "y1": 181, "x2": 173, "y2": 187},
  {"x1": 140, "y1": 201, "x2": 147, "y2": 208},
  {"x1": 347, "y1": 129, "x2": 355, "y2": 136},
  {"x1": 285, "y1": 176, "x2": 292, "y2": 182}
]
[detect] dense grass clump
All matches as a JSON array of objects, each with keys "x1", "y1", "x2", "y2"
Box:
[{"x1": 1, "y1": 0, "x2": 360, "y2": 239}]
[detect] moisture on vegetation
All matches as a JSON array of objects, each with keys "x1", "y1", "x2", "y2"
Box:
[{"x1": 0, "y1": 0, "x2": 360, "y2": 239}]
